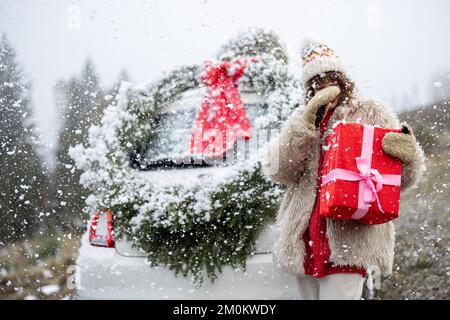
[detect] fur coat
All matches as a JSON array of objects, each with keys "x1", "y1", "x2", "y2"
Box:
[{"x1": 263, "y1": 97, "x2": 425, "y2": 275}]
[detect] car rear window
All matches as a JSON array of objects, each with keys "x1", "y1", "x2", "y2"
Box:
[{"x1": 130, "y1": 89, "x2": 270, "y2": 170}]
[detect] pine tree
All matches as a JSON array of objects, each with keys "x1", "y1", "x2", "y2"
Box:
[
  {"x1": 109, "y1": 69, "x2": 129, "y2": 99},
  {"x1": 52, "y1": 59, "x2": 105, "y2": 232},
  {"x1": 0, "y1": 34, "x2": 49, "y2": 244}
]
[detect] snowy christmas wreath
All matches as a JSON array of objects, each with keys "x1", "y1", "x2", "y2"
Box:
[{"x1": 70, "y1": 28, "x2": 302, "y2": 284}]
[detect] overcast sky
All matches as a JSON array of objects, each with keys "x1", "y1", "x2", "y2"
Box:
[{"x1": 1, "y1": 0, "x2": 449, "y2": 147}]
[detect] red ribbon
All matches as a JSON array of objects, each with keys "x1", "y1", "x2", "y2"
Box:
[{"x1": 190, "y1": 58, "x2": 254, "y2": 158}]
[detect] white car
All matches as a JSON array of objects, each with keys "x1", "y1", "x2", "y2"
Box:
[{"x1": 75, "y1": 91, "x2": 299, "y2": 299}]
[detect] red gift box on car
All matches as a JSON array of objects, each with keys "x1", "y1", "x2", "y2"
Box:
[{"x1": 319, "y1": 122, "x2": 403, "y2": 225}]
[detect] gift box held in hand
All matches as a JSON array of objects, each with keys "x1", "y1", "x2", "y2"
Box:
[{"x1": 319, "y1": 122, "x2": 402, "y2": 225}]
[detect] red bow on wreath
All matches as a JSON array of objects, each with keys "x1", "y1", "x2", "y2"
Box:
[{"x1": 190, "y1": 58, "x2": 255, "y2": 158}]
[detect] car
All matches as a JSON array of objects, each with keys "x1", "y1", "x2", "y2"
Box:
[{"x1": 75, "y1": 88, "x2": 299, "y2": 299}]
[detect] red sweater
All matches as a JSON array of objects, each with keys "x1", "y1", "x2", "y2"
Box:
[{"x1": 302, "y1": 107, "x2": 366, "y2": 278}]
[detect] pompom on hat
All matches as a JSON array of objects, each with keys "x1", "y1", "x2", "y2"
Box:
[{"x1": 301, "y1": 37, "x2": 348, "y2": 87}]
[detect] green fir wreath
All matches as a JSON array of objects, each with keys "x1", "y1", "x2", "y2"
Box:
[{"x1": 70, "y1": 28, "x2": 302, "y2": 284}]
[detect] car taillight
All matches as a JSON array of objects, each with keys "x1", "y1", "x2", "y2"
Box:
[{"x1": 89, "y1": 209, "x2": 115, "y2": 247}]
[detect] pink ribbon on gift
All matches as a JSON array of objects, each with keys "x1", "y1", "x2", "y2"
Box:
[{"x1": 321, "y1": 125, "x2": 402, "y2": 220}]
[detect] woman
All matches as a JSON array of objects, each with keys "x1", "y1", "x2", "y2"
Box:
[{"x1": 264, "y1": 38, "x2": 425, "y2": 300}]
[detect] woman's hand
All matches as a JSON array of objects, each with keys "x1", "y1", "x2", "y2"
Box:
[
  {"x1": 382, "y1": 123, "x2": 417, "y2": 164},
  {"x1": 302, "y1": 86, "x2": 341, "y2": 131}
]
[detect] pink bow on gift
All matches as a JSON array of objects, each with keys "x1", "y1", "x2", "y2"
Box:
[{"x1": 321, "y1": 125, "x2": 402, "y2": 220}]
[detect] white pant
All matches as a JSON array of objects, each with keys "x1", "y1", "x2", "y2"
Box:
[{"x1": 296, "y1": 274, "x2": 365, "y2": 300}]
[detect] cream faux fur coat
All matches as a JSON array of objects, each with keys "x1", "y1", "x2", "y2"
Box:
[{"x1": 263, "y1": 97, "x2": 425, "y2": 275}]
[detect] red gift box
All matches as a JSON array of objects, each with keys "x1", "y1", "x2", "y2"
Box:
[{"x1": 319, "y1": 122, "x2": 403, "y2": 225}]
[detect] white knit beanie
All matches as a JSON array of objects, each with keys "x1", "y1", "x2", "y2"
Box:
[{"x1": 301, "y1": 37, "x2": 347, "y2": 87}]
